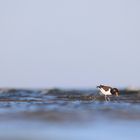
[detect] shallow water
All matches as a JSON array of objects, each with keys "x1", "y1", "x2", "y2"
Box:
[{"x1": 0, "y1": 88, "x2": 140, "y2": 140}]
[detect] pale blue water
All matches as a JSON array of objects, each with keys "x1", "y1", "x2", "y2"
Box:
[
  {"x1": 0, "y1": 120, "x2": 140, "y2": 140},
  {"x1": 0, "y1": 89, "x2": 140, "y2": 140}
]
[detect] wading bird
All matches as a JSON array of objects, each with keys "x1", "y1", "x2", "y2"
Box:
[{"x1": 97, "y1": 85, "x2": 119, "y2": 101}]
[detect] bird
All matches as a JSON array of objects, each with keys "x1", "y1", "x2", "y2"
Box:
[{"x1": 96, "y1": 85, "x2": 119, "y2": 101}]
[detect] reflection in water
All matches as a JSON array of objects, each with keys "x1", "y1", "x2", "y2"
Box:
[{"x1": 0, "y1": 88, "x2": 140, "y2": 140}]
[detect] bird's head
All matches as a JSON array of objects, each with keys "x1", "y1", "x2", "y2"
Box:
[
  {"x1": 111, "y1": 88, "x2": 119, "y2": 96},
  {"x1": 96, "y1": 85, "x2": 103, "y2": 89}
]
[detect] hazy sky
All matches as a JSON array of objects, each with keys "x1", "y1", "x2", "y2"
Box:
[{"x1": 0, "y1": 0, "x2": 140, "y2": 88}]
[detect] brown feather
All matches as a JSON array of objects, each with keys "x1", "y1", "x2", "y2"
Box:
[{"x1": 99, "y1": 85, "x2": 112, "y2": 91}]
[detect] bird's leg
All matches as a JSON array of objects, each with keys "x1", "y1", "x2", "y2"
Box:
[
  {"x1": 105, "y1": 95, "x2": 107, "y2": 101},
  {"x1": 107, "y1": 96, "x2": 110, "y2": 101},
  {"x1": 105, "y1": 95, "x2": 110, "y2": 102}
]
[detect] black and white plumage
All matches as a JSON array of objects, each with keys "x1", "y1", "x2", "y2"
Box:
[{"x1": 97, "y1": 85, "x2": 119, "y2": 101}]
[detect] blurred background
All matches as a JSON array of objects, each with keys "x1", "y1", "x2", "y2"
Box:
[
  {"x1": 0, "y1": 0, "x2": 140, "y2": 140},
  {"x1": 0, "y1": 0, "x2": 140, "y2": 88}
]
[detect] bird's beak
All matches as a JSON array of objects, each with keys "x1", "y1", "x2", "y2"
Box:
[{"x1": 97, "y1": 86, "x2": 99, "y2": 88}]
